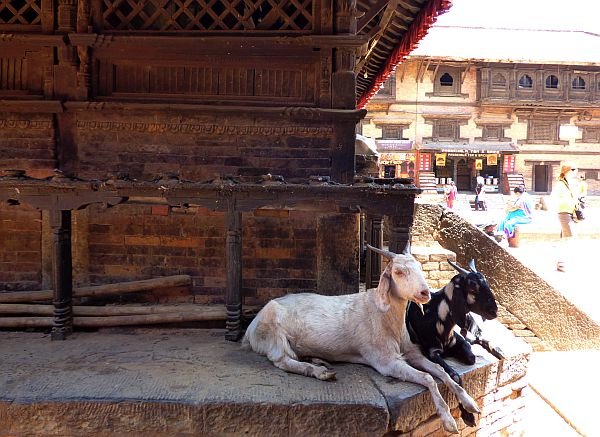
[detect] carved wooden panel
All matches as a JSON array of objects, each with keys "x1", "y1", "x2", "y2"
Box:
[
  {"x1": 0, "y1": 50, "x2": 49, "y2": 96},
  {"x1": 95, "y1": 0, "x2": 314, "y2": 32},
  {"x1": 95, "y1": 59, "x2": 316, "y2": 104}
]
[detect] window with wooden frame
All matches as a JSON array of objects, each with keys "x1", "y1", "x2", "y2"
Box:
[
  {"x1": 545, "y1": 74, "x2": 559, "y2": 89},
  {"x1": 431, "y1": 67, "x2": 464, "y2": 96},
  {"x1": 374, "y1": 75, "x2": 396, "y2": 99},
  {"x1": 482, "y1": 125, "x2": 504, "y2": 140},
  {"x1": 381, "y1": 125, "x2": 403, "y2": 139},
  {"x1": 528, "y1": 119, "x2": 559, "y2": 142},
  {"x1": 581, "y1": 126, "x2": 600, "y2": 143},
  {"x1": 433, "y1": 120, "x2": 459, "y2": 141},
  {"x1": 518, "y1": 74, "x2": 533, "y2": 89},
  {"x1": 572, "y1": 76, "x2": 586, "y2": 90},
  {"x1": 491, "y1": 73, "x2": 507, "y2": 89}
]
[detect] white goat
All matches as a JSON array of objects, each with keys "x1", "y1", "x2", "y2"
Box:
[{"x1": 243, "y1": 245, "x2": 480, "y2": 433}]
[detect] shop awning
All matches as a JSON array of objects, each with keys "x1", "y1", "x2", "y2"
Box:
[{"x1": 418, "y1": 142, "x2": 519, "y2": 154}]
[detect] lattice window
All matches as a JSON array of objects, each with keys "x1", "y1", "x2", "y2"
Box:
[
  {"x1": 381, "y1": 125, "x2": 402, "y2": 139},
  {"x1": 100, "y1": 0, "x2": 313, "y2": 31},
  {"x1": 582, "y1": 127, "x2": 600, "y2": 143},
  {"x1": 482, "y1": 125, "x2": 503, "y2": 140},
  {"x1": 436, "y1": 121, "x2": 456, "y2": 140},
  {"x1": 529, "y1": 120, "x2": 557, "y2": 142},
  {"x1": 0, "y1": 0, "x2": 41, "y2": 25}
]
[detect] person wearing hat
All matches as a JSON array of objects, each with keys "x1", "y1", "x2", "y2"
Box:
[{"x1": 552, "y1": 163, "x2": 579, "y2": 272}]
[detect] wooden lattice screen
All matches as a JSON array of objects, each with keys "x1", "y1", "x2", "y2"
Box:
[
  {"x1": 98, "y1": 0, "x2": 313, "y2": 32},
  {"x1": 0, "y1": 0, "x2": 41, "y2": 26}
]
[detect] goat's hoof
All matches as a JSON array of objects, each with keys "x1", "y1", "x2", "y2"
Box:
[
  {"x1": 441, "y1": 417, "x2": 459, "y2": 434},
  {"x1": 318, "y1": 370, "x2": 337, "y2": 381},
  {"x1": 310, "y1": 357, "x2": 334, "y2": 370},
  {"x1": 460, "y1": 410, "x2": 477, "y2": 428}
]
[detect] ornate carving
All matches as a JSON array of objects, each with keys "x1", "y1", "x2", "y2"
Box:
[
  {"x1": 76, "y1": 0, "x2": 91, "y2": 32},
  {"x1": 335, "y1": 0, "x2": 357, "y2": 33},
  {"x1": 58, "y1": 0, "x2": 77, "y2": 32},
  {"x1": 76, "y1": 46, "x2": 90, "y2": 90},
  {"x1": 100, "y1": 0, "x2": 314, "y2": 32},
  {"x1": 75, "y1": 120, "x2": 334, "y2": 136},
  {"x1": 0, "y1": 118, "x2": 52, "y2": 129}
]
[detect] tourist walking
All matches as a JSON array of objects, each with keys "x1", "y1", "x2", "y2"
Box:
[{"x1": 552, "y1": 163, "x2": 579, "y2": 272}]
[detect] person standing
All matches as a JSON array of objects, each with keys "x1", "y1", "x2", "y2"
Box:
[
  {"x1": 445, "y1": 181, "x2": 457, "y2": 209},
  {"x1": 552, "y1": 163, "x2": 579, "y2": 272},
  {"x1": 475, "y1": 183, "x2": 487, "y2": 211}
]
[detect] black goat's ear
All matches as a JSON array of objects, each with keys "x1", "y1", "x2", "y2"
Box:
[
  {"x1": 401, "y1": 241, "x2": 411, "y2": 255},
  {"x1": 469, "y1": 259, "x2": 477, "y2": 272}
]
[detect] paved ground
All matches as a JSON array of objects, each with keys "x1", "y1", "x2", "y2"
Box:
[{"x1": 449, "y1": 193, "x2": 600, "y2": 436}]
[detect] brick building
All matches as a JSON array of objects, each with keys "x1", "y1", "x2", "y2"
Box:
[
  {"x1": 362, "y1": 26, "x2": 600, "y2": 195},
  {"x1": 0, "y1": 0, "x2": 452, "y2": 338}
]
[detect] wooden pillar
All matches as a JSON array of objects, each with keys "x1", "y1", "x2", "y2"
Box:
[
  {"x1": 225, "y1": 207, "x2": 243, "y2": 341},
  {"x1": 364, "y1": 214, "x2": 383, "y2": 289},
  {"x1": 387, "y1": 214, "x2": 412, "y2": 255},
  {"x1": 49, "y1": 210, "x2": 73, "y2": 340}
]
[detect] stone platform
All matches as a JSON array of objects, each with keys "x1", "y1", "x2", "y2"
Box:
[{"x1": 0, "y1": 327, "x2": 529, "y2": 436}]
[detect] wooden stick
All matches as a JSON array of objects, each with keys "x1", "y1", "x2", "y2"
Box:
[
  {"x1": 0, "y1": 303, "x2": 226, "y2": 317},
  {"x1": 0, "y1": 275, "x2": 192, "y2": 303},
  {"x1": 0, "y1": 311, "x2": 224, "y2": 328}
]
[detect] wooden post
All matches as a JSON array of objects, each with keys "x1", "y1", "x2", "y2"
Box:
[
  {"x1": 225, "y1": 206, "x2": 243, "y2": 341},
  {"x1": 364, "y1": 214, "x2": 383, "y2": 289},
  {"x1": 49, "y1": 210, "x2": 73, "y2": 340},
  {"x1": 387, "y1": 214, "x2": 412, "y2": 255}
]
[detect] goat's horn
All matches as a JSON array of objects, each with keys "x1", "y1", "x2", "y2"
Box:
[
  {"x1": 468, "y1": 259, "x2": 477, "y2": 272},
  {"x1": 447, "y1": 259, "x2": 469, "y2": 275},
  {"x1": 366, "y1": 244, "x2": 397, "y2": 260}
]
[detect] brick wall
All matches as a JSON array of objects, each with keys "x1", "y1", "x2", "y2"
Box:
[
  {"x1": 74, "y1": 112, "x2": 335, "y2": 182},
  {"x1": 0, "y1": 204, "x2": 43, "y2": 291},
  {"x1": 0, "y1": 113, "x2": 55, "y2": 178},
  {"x1": 85, "y1": 204, "x2": 325, "y2": 305},
  {"x1": 412, "y1": 244, "x2": 457, "y2": 289}
]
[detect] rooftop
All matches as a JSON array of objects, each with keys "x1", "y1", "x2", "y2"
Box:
[{"x1": 409, "y1": 26, "x2": 600, "y2": 65}]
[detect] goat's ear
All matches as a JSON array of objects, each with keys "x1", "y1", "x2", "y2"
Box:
[
  {"x1": 374, "y1": 264, "x2": 392, "y2": 313},
  {"x1": 401, "y1": 241, "x2": 411, "y2": 255}
]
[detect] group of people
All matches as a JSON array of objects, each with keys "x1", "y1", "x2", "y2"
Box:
[{"x1": 442, "y1": 163, "x2": 587, "y2": 272}]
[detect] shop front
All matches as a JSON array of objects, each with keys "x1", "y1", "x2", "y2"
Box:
[
  {"x1": 417, "y1": 143, "x2": 518, "y2": 193},
  {"x1": 376, "y1": 140, "x2": 416, "y2": 179}
]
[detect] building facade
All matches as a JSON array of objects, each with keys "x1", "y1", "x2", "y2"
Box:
[{"x1": 362, "y1": 27, "x2": 600, "y2": 195}]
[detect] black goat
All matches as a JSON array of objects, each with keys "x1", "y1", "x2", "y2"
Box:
[{"x1": 406, "y1": 259, "x2": 500, "y2": 426}]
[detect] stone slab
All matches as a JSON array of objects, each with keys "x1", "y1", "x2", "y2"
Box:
[{"x1": 0, "y1": 329, "x2": 388, "y2": 436}]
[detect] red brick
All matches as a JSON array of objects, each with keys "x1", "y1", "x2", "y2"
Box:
[{"x1": 151, "y1": 205, "x2": 170, "y2": 216}]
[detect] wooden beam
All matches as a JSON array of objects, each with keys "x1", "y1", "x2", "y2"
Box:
[
  {"x1": 0, "y1": 275, "x2": 192, "y2": 303},
  {"x1": 357, "y1": 0, "x2": 390, "y2": 33}
]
